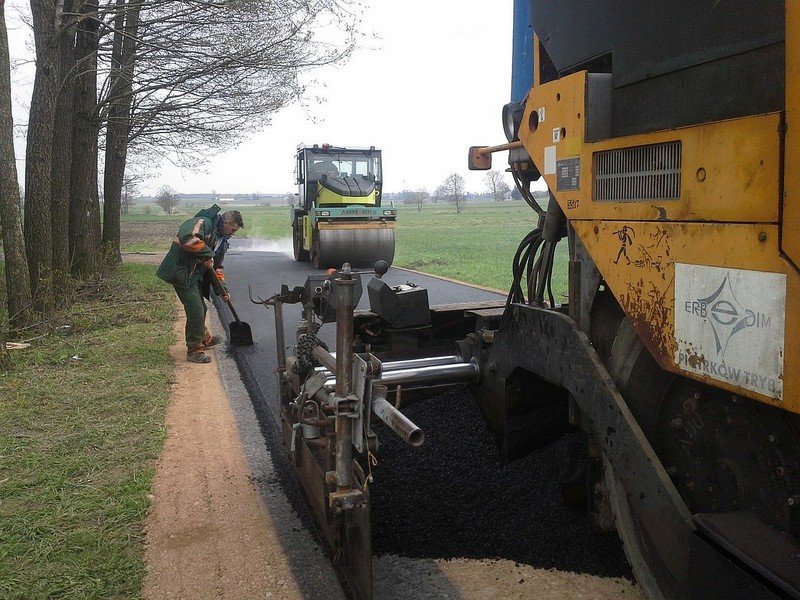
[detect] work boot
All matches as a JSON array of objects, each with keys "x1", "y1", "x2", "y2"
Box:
[
  {"x1": 204, "y1": 335, "x2": 224, "y2": 348},
  {"x1": 187, "y1": 351, "x2": 211, "y2": 364}
]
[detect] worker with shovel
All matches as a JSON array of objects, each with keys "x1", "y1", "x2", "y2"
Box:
[{"x1": 157, "y1": 205, "x2": 244, "y2": 363}]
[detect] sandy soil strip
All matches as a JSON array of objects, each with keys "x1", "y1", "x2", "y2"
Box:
[{"x1": 142, "y1": 309, "x2": 303, "y2": 600}]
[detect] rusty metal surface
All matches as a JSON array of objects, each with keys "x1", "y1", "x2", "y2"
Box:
[
  {"x1": 283, "y1": 409, "x2": 373, "y2": 600},
  {"x1": 571, "y1": 220, "x2": 800, "y2": 414}
]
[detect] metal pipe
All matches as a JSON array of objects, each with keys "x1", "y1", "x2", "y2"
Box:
[
  {"x1": 372, "y1": 394, "x2": 425, "y2": 447},
  {"x1": 474, "y1": 140, "x2": 524, "y2": 156},
  {"x1": 273, "y1": 301, "x2": 286, "y2": 371},
  {"x1": 334, "y1": 269, "x2": 356, "y2": 490},
  {"x1": 313, "y1": 354, "x2": 463, "y2": 377},
  {"x1": 324, "y1": 361, "x2": 479, "y2": 390},
  {"x1": 335, "y1": 274, "x2": 355, "y2": 396},
  {"x1": 311, "y1": 345, "x2": 337, "y2": 373},
  {"x1": 380, "y1": 362, "x2": 479, "y2": 385}
]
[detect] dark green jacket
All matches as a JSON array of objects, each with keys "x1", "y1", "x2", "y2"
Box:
[{"x1": 156, "y1": 206, "x2": 222, "y2": 290}]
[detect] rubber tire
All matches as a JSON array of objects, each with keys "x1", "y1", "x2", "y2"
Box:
[
  {"x1": 311, "y1": 232, "x2": 323, "y2": 270},
  {"x1": 293, "y1": 222, "x2": 310, "y2": 262}
]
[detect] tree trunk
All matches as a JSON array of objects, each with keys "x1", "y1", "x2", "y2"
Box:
[
  {"x1": 69, "y1": 5, "x2": 101, "y2": 278},
  {"x1": 25, "y1": 0, "x2": 62, "y2": 307},
  {"x1": 0, "y1": 2, "x2": 33, "y2": 329},
  {"x1": 102, "y1": 0, "x2": 140, "y2": 267},
  {"x1": 51, "y1": 26, "x2": 76, "y2": 296}
]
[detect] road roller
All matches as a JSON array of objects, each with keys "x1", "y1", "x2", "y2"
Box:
[
  {"x1": 261, "y1": 3, "x2": 800, "y2": 599},
  {"x1": 291, "y1": 144, "x2": 396, "y2": 269}
]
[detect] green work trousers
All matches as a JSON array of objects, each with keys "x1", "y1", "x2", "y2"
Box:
[{"x1": 174, "y1": 282, "x2": 208, "y2": 353}]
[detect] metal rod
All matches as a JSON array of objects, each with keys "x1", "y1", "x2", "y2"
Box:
[
  {"x1": 313, "y1": 354, "x2": 463, "y2": 377},
  {"x1": 334, "y1": 269, "x2": 356, "y2": 490},
  {"x1": 273, "y1": 301, "x2": 286, "y2": 371},
  {"x1": 475, "y1": 140, "x2": 524, "y2": 156},
  {"x1": 372, "y1": 394, "x2": 425, "y2": 447},
  {"x1": 311, "y1": 345, "x2": 337, "y2": 372},
  {"x1": 324, "y1": 361, "x2": 479, "y2": 390},
  {"x1": 380, "y1": 362, "x2": 480, "y2": 385}
]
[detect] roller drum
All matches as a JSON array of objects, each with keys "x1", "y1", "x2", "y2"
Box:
[{"x1": 315, "y1": 226, "x2": 395, "y2": 269}]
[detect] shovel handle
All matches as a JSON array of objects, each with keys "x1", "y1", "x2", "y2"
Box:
[
  {"x1": 207, "y1": 265, "x2": 242, "y2": 324},
  {"x1": 226, "y1": 299, "x2": 242, "y2": 323}
]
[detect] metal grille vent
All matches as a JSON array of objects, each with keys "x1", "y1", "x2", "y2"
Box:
[{"x1": 593, "y1": 141, "x2": 681, "y2": 201}]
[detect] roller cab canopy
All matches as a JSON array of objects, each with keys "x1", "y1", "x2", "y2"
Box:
[{"x1": 296, "y1": 144, "x2": 383, "y2": 211}]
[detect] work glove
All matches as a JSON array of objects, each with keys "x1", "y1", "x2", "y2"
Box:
[{"x1": 215, "y1": 268, "x2": 231, "y2": 300}]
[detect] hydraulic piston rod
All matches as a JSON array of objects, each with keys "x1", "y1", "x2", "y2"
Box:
[
  {"x1": 324, "y1": 361, "x2": 480, "y2": 390},
  {"x1": 313, "y1": 354, "x2": 464, "y2": 378}
]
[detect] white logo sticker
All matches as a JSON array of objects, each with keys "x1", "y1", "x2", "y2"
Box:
[{"x1": 674, "y1": 264, "x2": 786, "y2": 399}]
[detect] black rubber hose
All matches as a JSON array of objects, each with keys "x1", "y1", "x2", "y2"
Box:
[{"x1": 508, "y1": 229, "x2": 541, "y2": 304}]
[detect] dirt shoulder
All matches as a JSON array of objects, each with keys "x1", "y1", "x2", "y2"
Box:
[{"x1": 142, "y1": 309, "x2": 309, "y2": 599}]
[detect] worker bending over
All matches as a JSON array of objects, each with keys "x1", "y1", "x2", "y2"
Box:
[{"x1": 157, "y1": 205, "x2": 244, "y2": 363}]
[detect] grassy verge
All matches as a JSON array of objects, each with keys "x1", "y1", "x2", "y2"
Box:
[{"x1": 0, "y1": 264, "x2": 175, "y2": 599}]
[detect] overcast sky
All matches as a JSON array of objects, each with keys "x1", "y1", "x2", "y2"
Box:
[{"x1": 7, "y1": 1, "x2": 515, "y2": 196}]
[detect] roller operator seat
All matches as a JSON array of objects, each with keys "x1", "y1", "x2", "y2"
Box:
[{"x1": 312, "y1": 160, "x2": 340, "y2": 179}]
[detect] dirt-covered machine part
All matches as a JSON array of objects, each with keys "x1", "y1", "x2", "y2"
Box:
[
  {"x1": 464, "y1": 1, "x2": 800, "y2": 598},
  {"x1": 291, "y1": 144, "x2": 396, "y2": 270},
  {"x1": 264, "y1": 262, "x2": 487, "y2": 600}
]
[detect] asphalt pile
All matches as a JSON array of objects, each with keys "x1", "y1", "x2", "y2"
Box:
[{"x1": 369, "y1": 386, "x2": 632, "y2": 579}]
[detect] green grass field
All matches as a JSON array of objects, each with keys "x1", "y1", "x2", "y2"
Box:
[{"x1": 0, "y1": 265, "x2": 175, "y2": 599}]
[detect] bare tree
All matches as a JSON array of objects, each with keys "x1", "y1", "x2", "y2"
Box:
[
  {"x1": 155, "y1": 185, "x2": 179, "y2": 214},
  {"x1": 69, "y1": 1, "x2": 102, "y2": 278},
  {"x1": 24, "y1": 0, "x2": 66, "y2": 306},
  {"x1": 51, "y1": 13, "x2": 78, "y2": 297},
  {"x1": 99, "y1": 0, "x2": 361, "y2": 262},
  {"x1": 121, "y1": 175, "x2": 138, "y2": 215},
  {"x1": 0, "y1": 3, "x2": 33, "y2": 329},
  {"x1": 484, "y1": 170, "x2": 511, "y2": 201},
  {"x1": 439, "y1": 173, "x2": 467, "y2": 213},
  {"x1": 410, "y1": 188, "x2": 428, "y2": 212},
  {"x1": 102, "y1": 0, "x2": 141, "y2": 266}
]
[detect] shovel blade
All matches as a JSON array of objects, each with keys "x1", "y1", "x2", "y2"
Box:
[{"x1": 229, "y1": 321, "x2": 253, "y2": 346}]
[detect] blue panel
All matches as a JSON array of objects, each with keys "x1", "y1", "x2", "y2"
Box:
[{"x1": 510, "y1": 0, "x2": 534, "y2": 102}]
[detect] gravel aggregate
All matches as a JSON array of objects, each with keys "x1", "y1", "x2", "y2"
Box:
[{"x1": 369, "y1": 386, "x2": 632, "y2": 579}]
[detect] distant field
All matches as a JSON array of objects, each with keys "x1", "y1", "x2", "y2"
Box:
[{"x1": 121, "y1": 201, "x2": 569, "y2": 298}]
